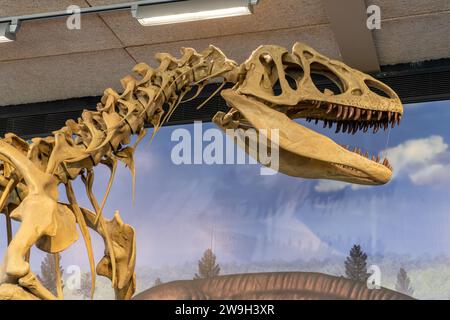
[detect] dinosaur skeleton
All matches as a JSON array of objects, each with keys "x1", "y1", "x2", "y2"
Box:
[{"x1": 0, "y1": 43, "x2": 403, "y2": 300}]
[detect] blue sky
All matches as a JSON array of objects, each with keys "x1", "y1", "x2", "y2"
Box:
[{"x1": 2, "y1": 100, "x2": 450, "y2": 270}]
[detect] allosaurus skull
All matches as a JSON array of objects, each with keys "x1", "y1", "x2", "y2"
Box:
[{"x1": 216, "y1": 42, "x2": 403, "y2": 185}]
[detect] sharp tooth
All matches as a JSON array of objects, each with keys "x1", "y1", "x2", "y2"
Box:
[
  {"x1": 383, "y1": 158, "x2": 388, "y2": 166},
  {"x1": 383, "y1": 122, "x2": 389, "y2": 131},
  {"x1": 342, "y1": 122, "x2": 348, "y2": 132},
  {"x1": 328, "y1": 120, "x2": 333, "y2": 128},
  {"x1": 348, "y1": 123, "x2": 355, "y2": 135},
  {"x1": 366, "y1": 110, "x2": 372, "y2": 121},
  {"x1": 352, "y1": 124, "x2": 358, "y2": 135},
  {"x1": 337, "y1": 105, "x2": 343, "y2": 118},
  {"x1": 326, "y1": 104, "x2": 333, "y2": 114},
  {"x1": 323, "y1": 120, "x2": 328, "y2": 128},
  {"x1": 348, "y1": 107, "x2": 355, "y2": 119},
  {"x1": 377, "y1": 111, "x2": 383, "y2": 121},
  {"x1": 354, "y1": 108, "x2": 361, "y2": 120},
  {"x1": 335, "y1": 122, "x2": 342, "y2": 133},
  {"x1": 342, "y1": 106, "x2": 348, "y2": 120},
  {"x1": 376, "y1": 155, "x2": 380, "y2": 162},
  {"x1": 315, "y1": 118, "x2": 319, "y2": 125},
  {"x1": 373, "y1": 123, "x2": 380, "y2": 133},
  {"x1": 397, "y1": 114, "x2": 402, "y2": 126},
  {"x1": 363, "y1": 123, "x2": 369, "y2": 132},
  {"x1": 372, "y1": 155, "x2": 376, "y2": 161},
  {"x1": 365, "y1": 151, "x2": 369, "y2": 158},
  {"x1": 387, "y1": 111, "x2": 392, "y2": 122}
]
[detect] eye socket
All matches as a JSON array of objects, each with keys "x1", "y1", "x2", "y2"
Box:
[
  {"x1": 364, "y1": 79, "x2": 393, "y2": 98},
  {"x1": 282, "y1": 53, "x2": 304, "y2": 91},
  {"x1": 284, "y1": 66, "x2": 304, "y2": 91},
  {"x1": 259, "y1": 52, "x2": 304, "y2": 96},
  {"x1": 310, "y1": 62, "x2": 345, "y2": 95}
]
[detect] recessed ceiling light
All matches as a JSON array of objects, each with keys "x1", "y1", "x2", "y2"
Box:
[
  {"x1": 0, "y1": 22, "x2": 16, "y2": 43},
  {"x1": 134, "y1": 0, "x2": 258, "y2": 26}
]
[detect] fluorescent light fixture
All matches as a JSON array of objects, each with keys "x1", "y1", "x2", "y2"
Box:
[
  {"x1": 0, "y1": 22, "x2": 16, "y2": 43},
  {"x1": 135, "y1": 0, "x2": 258, "y2": 26}
]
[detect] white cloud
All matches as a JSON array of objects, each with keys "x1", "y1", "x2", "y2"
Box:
[
  {"x1": 381, "y1": 135, "x2": 447, "y2": 176},
  {"x1": 315, "y1": 135, "x2": 450, "y2": 193},
  {"x1": 315, "y1": 180, "x2": 348, "y2": 192},
  {"x1": 410, "y1": 164, "x2": 450, "y2": 185}
]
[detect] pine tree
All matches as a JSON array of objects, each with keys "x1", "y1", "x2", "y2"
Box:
[
  {"x1": 153, "y1": 278, "x2": 163, "y2": 287},
  {"x1": 194, "y1": 248, "x2": 220, "y2": 279},
  {"x1": 76, "y1": 272, "x2": 92, "y2": 300},
  {"x1": 37, "y1": 253, "x2": 64, "y2": 296},
  {"x1": 395, "y1": 268, "x2": 414, "y2": 296},
  {"x1": 344, "y1": 244, "x2": 369, "y2": 282}
]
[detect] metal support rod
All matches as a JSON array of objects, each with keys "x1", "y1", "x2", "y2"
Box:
[{"x1": 0, "y1": 0, "x2": 184, "y2": 24}]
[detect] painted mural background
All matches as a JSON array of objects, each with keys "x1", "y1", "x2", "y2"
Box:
[{"x1": 1, "y1": 100, "x2": 450, "y2": 299}]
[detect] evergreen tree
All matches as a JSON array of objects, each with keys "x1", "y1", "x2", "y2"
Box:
[
  {"x1": 194, "y1": 248, "x2": 220, "y2": 279},
  {"x1": 153, "y1": 278, "x2": 163, "y2": 287},
  {"x1": 37, "y1": 253, "x2": 64, "y2": 296},
  {"x1": 76, "y1": 272, "x2": 92, "y2": 300},
  {"x1": 395, "y1": 268, "x2": 414, "y2": 296},
  {"x1": 344, "y1": 244, "x2": 369, "y2": 282}
]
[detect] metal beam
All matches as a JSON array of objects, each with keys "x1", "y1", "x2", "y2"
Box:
[{"x1": 323, "y1": 0, "x2": 380, "y2": 72}]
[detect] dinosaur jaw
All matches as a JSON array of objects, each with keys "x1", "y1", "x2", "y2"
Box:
[
  {"x1": 219, "y1": 89, "x2": 398, "y2": 186},
  {"x1": 284, "y1": 99, "x2": 402, "y2": 135}
]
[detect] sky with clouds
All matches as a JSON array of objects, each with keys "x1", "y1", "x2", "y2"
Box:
[{"x1": 2, "y1": 100, "x2": 450, "y2": 271}]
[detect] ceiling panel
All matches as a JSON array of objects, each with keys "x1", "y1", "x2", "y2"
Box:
[
  {"x1": 373, "y1": 12, "x2": 450, "y2": 65},
  {"x1": 367, "y1": 0, "x2": 450, "y2": 19},
  {"x1": 0, "y1": 48, "x2": 135, "y2": 106},
  {"x1": 127, "y1": 25, "x2": 341, "y2": 67},
  {"x1": 0, "y1": 15, "x2": 123, "y2": 62},
  {"x1": 0, "y1": 0, "x2": 449, "y2": 108},
  {"x1": 94, "y1": 0, "x2": 329, "y2": 47},
  {"x1": 0, "y1": 0, "x2": 90, "y2": 16}
]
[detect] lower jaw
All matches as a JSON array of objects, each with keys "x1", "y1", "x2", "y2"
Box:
[{"x1": 331, "y1": 167, "x2": 388, "y2": 185}]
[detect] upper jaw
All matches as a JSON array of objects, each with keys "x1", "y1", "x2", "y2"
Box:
[{"x1": 285, "y1": 99, "x2": 403, "y2": 135}]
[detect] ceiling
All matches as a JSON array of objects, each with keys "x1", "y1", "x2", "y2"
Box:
[{"x1": 0, "y1": 0, "x2": 449, "y2": 106}]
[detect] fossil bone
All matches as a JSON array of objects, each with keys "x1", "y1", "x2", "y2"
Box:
[{"x1": 0, "y1": 43, "x2": 403, "y2": 299}]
